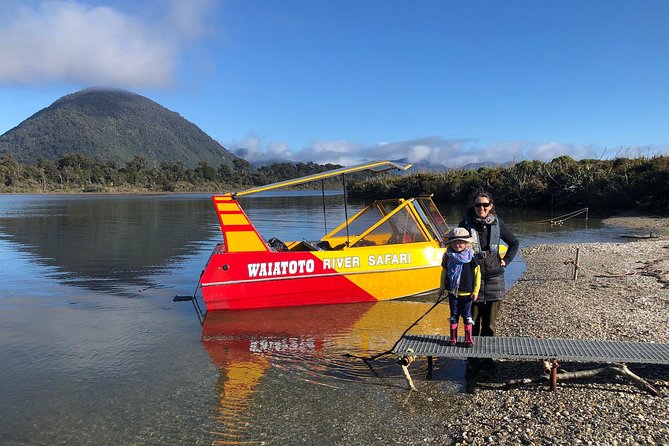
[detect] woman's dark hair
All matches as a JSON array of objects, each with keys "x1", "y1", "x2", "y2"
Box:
[{"x1": 472, "y1": 190, "x2": 494, "y2": 202}]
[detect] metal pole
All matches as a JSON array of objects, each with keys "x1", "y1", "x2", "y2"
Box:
[
  {"x1": 342, "y1": 174, "x2": 350, "y2": 246},
  {"x1": 321, "y1": 179, "x2": 328, "y2": 236}
]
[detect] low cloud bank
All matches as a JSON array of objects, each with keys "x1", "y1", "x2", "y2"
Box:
[{"x1": 226, "y1": 134, "x2": 665, "y2": 167}]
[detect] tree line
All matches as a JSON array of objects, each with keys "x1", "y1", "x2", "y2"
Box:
[
  {"x1": 348, "y1": 155, "x2": 669, "y2": 211},
  {"x1": 0, "y1": 153, "x2": 342, "y2": 193},
  {"x1": 2, "y1": 152, "x2": 667, "y2": 212}
]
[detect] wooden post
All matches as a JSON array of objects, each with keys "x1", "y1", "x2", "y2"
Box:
[
  {"x1": 573, "y1": 248, "x2": 581, "y2": 280},
  {"x1": 550, "y1": 358, "x2": 560, "y2": 391},
  {"x1": 427, "y1": 356, "x2": 433, "y2": 380}
]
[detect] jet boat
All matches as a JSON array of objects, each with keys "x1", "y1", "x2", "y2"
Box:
[{"x1": 200, "y1": 160, "x2": 452, "y2": 310}]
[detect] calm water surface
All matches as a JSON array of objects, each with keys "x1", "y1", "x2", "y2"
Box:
[{"x1": 0, "y1": 193, "x2": 626, "y2": 445}]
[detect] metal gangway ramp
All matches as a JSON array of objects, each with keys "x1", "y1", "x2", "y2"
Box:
[{"x1": 392, "y1": 335, "x2": 669, "y2": 394}]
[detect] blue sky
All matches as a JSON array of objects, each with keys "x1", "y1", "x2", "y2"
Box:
[{"x1": 1, "y1": 0, "x2": 668, "y2": 167}]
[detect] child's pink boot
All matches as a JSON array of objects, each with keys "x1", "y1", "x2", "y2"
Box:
[
  {"x1": 447, "y1": 323, "x2": 458, "y2": 346},
  {"x1": 464, "y1": 324, "x2": 474, "y2": 348}
]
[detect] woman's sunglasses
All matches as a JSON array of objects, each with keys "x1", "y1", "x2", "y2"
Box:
[{"x1": 474, "y1": 202, "x2": 491, "y2": 208}]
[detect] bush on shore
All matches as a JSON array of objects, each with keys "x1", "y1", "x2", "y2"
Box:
[{"x1": 347, "y1": 155, "x2": 669, "y2": 211}]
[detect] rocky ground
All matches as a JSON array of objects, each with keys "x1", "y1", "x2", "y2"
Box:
[
  {"x1": 444, "y1": 215, "x2": 669, "y2": 445},
  {"x1": 242, "y1": 215, "x2": 669, "y2": 446}
]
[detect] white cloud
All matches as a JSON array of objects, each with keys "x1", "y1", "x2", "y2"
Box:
[
  {"x1": 229, "y1": 133, "x2": 295, "y2": 164},
  {"x1": 225, "y1": 134, "x2": 618, "y2": 168},
  {"x1": 406, "y1": 145, "x2": 431, "y2": 163},
  {"x1": 527, "y1": 142, "x2": 593, "y2": 162},
  {"x1": 293, "y1": 140, "x2": 363, "y2": 165},
  {"x1": 0, "y1": 0, "x2": 214, "y2": 87}
]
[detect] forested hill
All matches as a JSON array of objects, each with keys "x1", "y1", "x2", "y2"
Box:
[{"x1": 0, "y1": 88, "x2": 237, "y2": 169}]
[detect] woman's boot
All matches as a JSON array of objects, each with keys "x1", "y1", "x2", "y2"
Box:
[
  {"x1": 464, "y1": 324, "x2": 474, "y2": 347},
  {"x1": 447, "y1": 323, "x2": 458, "y2": 346}
]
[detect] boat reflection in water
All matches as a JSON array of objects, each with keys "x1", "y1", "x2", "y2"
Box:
[{"x1": 201, "y1": 300, "x2": 454, "y2": 444}]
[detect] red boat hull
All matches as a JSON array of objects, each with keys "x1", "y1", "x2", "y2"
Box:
[
  {"x1": 200, "y1": 243, "x2": 444, "y2": 310},
  {"x1": 200, "y1": 250, "x2": 380, "y2": 310}
]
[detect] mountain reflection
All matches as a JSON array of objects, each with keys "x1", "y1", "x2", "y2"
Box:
[{"x1": 0, "y1": 195, "x2": 216, "y2": 295}]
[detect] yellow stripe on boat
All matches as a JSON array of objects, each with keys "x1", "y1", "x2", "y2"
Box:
[
  {"x1": 225, "y1": 231, "x2": 268, "y2": 252},
  {"x1": 220, "y1": 213, "x2": 250, "y2": 226},
  {"x1": 216, "y1": 202, "x2": 240, "y2": 212},
  {"x1": 214, "y1": 193, "x2": 269, "y2": 253}
]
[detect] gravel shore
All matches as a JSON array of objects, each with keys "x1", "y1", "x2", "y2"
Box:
[
  {"x1": 445, "y1": 215, "x2": 669, "y2": 445},
  {"x1": 241, "y1": 215, "x2": 669, "y2": 446}
]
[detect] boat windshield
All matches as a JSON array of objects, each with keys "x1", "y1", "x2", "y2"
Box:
[
  {"x1": 329, "y1": 200, "x2": 401, "y2": 240},
  {"x1": 324, "y1": 198, "x2": 443, "y2": 248},
  {"x1": 416, "y1": 197, "x2": 450, "y2": 239},
  {"x1": 348, "y1": 202, "x2": 430, "y2": 247}
]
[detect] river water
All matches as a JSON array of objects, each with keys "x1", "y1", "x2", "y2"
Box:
[{"x1": 0, "y1": 193, "x2": 626, "y2": 445}]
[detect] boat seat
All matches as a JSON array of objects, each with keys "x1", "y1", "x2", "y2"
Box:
[
  {"x1": 316, "y1": 240, "x2": 331, "y2": 250},
  {"x1": 301, "y1": 240, "x2": 322, "y2": 251},
  {"x1": 268, "y1": 237, "x2": 289, "y2": 252}
]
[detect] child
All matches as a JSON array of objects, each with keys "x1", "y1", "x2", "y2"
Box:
[{"x1": 438, "y1": 227, "x2": 481, "y2": 347}]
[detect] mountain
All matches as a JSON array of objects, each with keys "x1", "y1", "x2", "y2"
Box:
[{"x1": 0, "y1": 88, "x2": 237, "y2": 169}]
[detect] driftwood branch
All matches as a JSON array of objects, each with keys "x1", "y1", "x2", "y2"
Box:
[
  {"x1": 505, "y1": 364, "x2": 660, "y2": 397},
  {"x1": 401, "y1": 364, "x2": 417, "y2": 391},
  {"x1": 397, "y1": 348, "x2": 417, "y2": 391}
]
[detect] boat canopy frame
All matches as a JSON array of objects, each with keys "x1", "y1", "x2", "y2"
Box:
[
  {"x1": 227, "y1": 160, "x2": 420, "y2": 248},
  {"x1": 232, "y1": 160, "x2": 412, "y2": 198},
  {"x1": 213, "y1": 160, "x2": 452, "y2": 253}
]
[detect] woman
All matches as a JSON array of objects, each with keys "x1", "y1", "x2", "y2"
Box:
[{"x1": 459, "y1": 191, "x2": 519, "y2": 343}]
